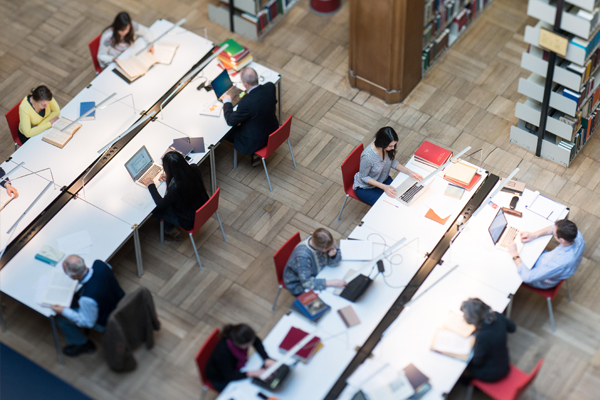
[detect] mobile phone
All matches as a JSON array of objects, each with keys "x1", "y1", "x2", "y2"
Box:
[{"x1": 377, "y1": 260, "x2": 385, "y2": 273}]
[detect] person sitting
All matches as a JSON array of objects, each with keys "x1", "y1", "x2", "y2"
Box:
[
  {"x1": 222, "y1": 68, "x2": 279, "y2": 167},
  {"x1": 461, "y1": 298, "x2": 516, "y2": 382},
  {"x1": 18, "y1": 85, "x2": 60, "y2": 144},
  {"x1": 205, "y1": 323, "x2": 276, "y2": 392},
  {"x1": 97, "y1": 11, "x2": 154, "y2": 70},
  {"x1": 353, "y1": 126, "x2": 423, "y2": 206},
  {"x1": 509, "y1": 219, "x2": 585, "y2": 289},
  {"x1": 0, "y1": 167, "x2": 18, "y2": 199},
  {"x1": 51, "y1": 255, "x2": 125, "y2": 357},
  {"x1": 143, "y1": 151, "x2": 209, "y2": 241},
  {"x1": 283, "y1": 228, "x2": 346, "y2": 296}
]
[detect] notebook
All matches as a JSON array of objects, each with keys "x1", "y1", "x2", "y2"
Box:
[
  {"x1": 444, "y1": 161, "x2": 477, "y2": 185},
  {"x1": 79, "y1": 101, "x2": 96, "y2": 121}
]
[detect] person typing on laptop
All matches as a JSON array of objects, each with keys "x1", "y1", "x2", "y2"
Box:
[
  {"x1": 508, "y1": 219, "x2": 585, "y2": 289},
  {"x1": 353, "y1": 127, "x2": 423, "y2": 206},
  {"x1": 0, "y1": 167, "x2": 18, "y2": 199}
]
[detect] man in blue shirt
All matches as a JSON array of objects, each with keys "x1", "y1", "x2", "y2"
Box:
[
  {"x1": 508, "y1": 219, "x2": 585, "y2": 289},
  {"x1": 51, "y1": 255, "x2": 125, "y2": 357}
]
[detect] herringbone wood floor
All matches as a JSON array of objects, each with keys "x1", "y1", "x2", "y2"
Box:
[{"x1": 1, "y1": 0, "x2": 600, "y2": 399}]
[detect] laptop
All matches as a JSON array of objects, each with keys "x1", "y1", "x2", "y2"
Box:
[
  {"x1": 125, "y1": 146, "x2": 164, "y2": 188},
  {"x1": 252, "y1": 364, "x2": 291, "y2": 391},
  {"x1": 394, "y1": 177, "x2": 433, "y2": 206},
  {"x1": 340, "y1": 260, "x2": 384, "y2": 302},
  {"x1": 212, "y1": 69, "x2": 245, "y2": 107},
  {"x1": 488, "y1": 208, "x2": 520, "y2": 250}
]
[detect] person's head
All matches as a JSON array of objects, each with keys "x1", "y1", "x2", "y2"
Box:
[
  {"x1": 240, "y1": 68, "x2": 259, "y2": 91},
  {"x1": 554, "y1": 219, "x2": 578, "y2": 245},
  {"x1": 221, "y1": 324, "x2": 256, "y2": 349},
  {"x1": 310, "y1": 228, "x2": 335, "y2": 253},
  {"x1": 373, "y1": 127, "x2": 399, "y2": 160},
  {"x1": 62, "y1": 255, "x2": 88, "y2": 281},
  {"x1": 111, "y1": 12, "x2": 134, "y2": 45},
  {"x1": 461, "y1": 298, "x2": 496, "y2": 328},
  {"x1": 30, "y1": 85, "x2": 53, "y2": 109}
]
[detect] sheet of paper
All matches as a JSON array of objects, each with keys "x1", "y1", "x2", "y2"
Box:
[
  {"x1": 57, "y1": 230, "x2": 93, "y2": 256},
  {"x1": 526, "y1": 194, "x2": 566, "y2": 222},
  {"x1": 199, "y1": 102, "x2": 223, "y2": 117},
  {"x1": 340, "y1": 239, "x2": 374, "y2": 261},
  {"x1": 122, "y1": 188, "x2": 154, "y2": 211},
  {"x1": 432, "y1": 329, "x2": 473, "y2": 356}
]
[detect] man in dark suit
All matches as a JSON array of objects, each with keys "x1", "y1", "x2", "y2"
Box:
[{"x1": 222, "y1": 68, "x2": 279, "y2": 166}]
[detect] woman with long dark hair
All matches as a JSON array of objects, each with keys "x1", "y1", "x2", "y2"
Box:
[
  {"x1": 97, "y1": 12, "x2": 154, "y2": 70},
  {"x1": 144, "y1": 152, "x2": 209, "y2": 240},
  {"x1": 205, "y1": 324, "x2": 276, "y2": 392},
  {"x1": 18, "y1": 85, "x2": 61, "y2": 143},
  {"x1": 353, "y1": 126, "x2": 423, "y2": 206}
]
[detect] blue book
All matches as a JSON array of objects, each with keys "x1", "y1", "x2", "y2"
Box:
[{"x1": 80, "y1": 101, "x2": 96, "y2": 121}]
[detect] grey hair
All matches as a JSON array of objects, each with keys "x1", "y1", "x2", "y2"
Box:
[
  {"x1": 63, "y1": 255, "x2": 87, "y2": 277},
  {"x1": 460, "y1": 298, "x2": 496, "y2": 328},
  {"x1": 240, "y1": 68, "x2": 259, "y2": 86}
]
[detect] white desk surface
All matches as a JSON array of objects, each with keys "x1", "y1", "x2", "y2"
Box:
[{"x1": 0, "y1": 197, "x2": 132, "y2": 317}]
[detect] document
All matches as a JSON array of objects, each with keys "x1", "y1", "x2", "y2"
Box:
[
  {"x1": 40, "y1": 267, "x2": 78, "y2": 307},
  {"x1": 430, "y1": 328, "x2": 474, "y2": 360},
  {"x1": 526, "y1": 194, "x2": 566, "y2": 222},
  {"x1": 122, "y1": 188, "x2": 154, "y2": 211},
  {"x1": 340, "y1": 239, "x2": 374, "y2": 261},
  {"x1": 199, "y1": 102, "x2": 223, "y2": 117},
  {"x1": 57, "y1": 230, "x2": 93, "y2": 256}
]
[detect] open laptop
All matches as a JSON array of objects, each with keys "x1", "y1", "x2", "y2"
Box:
[
  {"x1": 488, "y1": 208, "x2": 520, "y2": 250},
  {"x1": 125, "y1": 146, "x2": 163, "y2": 188},
  {"x1": 212, "y1": 69, "x2": 245, "y2": 107},
  {"x1": 394, "y1": 177, "x2": 433, "y2": 206}
]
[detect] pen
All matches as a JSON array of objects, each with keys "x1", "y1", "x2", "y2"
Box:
[{"x1": 383, "y1": 200, "x2": 399, "y2": 208}]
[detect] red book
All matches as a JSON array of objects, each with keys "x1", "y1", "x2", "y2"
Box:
[
  {"x1": 414, "y1": 140, "x2": 452, "y2": 168},
  {"x1": 444, "y1": 173, "x2": 482, "y2": 191},
  {"x1": 278, "y1": 327, "x2": 321, "y2": 362}
]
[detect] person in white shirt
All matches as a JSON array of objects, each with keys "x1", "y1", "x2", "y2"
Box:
[{"x1": 97, "y1": 12, "x2": 154, "y2": 70}]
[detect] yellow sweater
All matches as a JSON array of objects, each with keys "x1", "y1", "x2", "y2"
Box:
[{"x1": 18, "y1": 96, "x2": 61, "y2": 138}]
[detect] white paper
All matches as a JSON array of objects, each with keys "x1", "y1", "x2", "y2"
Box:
[
  {"x1": 432, "y1": 329, "x2": 473, "y2": 356},
  {"x1": 526, "y1": 194, "x2": 566, "y2": 222},
  {"x1": 341, "y1": 239, "x2": 374, "y2": 261},
  {"x1": 199, "y1": 102, "x2": 223, "y2": 117},
  {"x1": 121, "y1": 188, "x2": 154, "y2": 211},
  {"x1": 57, "y1": 230, "x2": 93, "y2": 256},
  {"x1": 39, "y1": 267, "x2": 77, "y2": 307}
]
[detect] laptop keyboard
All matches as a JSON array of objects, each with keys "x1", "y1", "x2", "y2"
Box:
[
  {"x1": 499, "y1": 227, "x2": 519, "y2": 248},
  {"x1": 400, "y1": 183, "x2": 425, "y2": 203},
  {"x1": 138, "y1": 164, "x2": 162, "y2": 187}
]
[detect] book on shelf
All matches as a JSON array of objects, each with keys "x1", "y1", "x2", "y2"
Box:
[
  {"x1": 414, "y1": 140, "x2": 452, "y2": 168},
  {"x1": 35, "y1": 245, "x2": 65, "y2": 266},
  {"x1": 443, "y1": 161, "x2": 477, "y2": 185},
  {"x1": 40, "y1": 264, "x2": 78, "y2": 307},
  {"x1": 445, "y1": 184, "x2": 465, "y2": 199},
  {"x1": 115, "y1": 42, "x2": 179, "y2": 81},
  {"x1": 278, "y1": 326, "x2": 322, "y2": 363},
  {"x1": 430, "y1": 327, "x2": 475, "y2": 360},
  {"x1": 79, "y1": 101, "x2": 96, "y2": 121},
  {"x1": 42, "y1": 117, "x2": 82, "y2": 148},
  {"x1": 290, "y1": 290, "x2": 331, "y2": 323}
]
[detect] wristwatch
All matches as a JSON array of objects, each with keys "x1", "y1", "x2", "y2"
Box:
[{"x1": 512, "y1": 255, "x2": 520, "y2": 261}]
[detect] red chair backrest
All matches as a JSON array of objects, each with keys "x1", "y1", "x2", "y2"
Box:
[
  {"x1": 89, "y1": 34, "x2": 102, "y2": 74},
  {"x1": 523, "y1": 280, "x2": 563, "y2": 300},
  {"x1": 263, "y1": 115, "x2": 293, "y2": 159},
  {"x1": 194, "y1": 328, "x2": 220, "y2": 390},
  {"x1": 6, "y1": 101, "x2": 23, "y2": 146},
  {"x1": 274, "y1": 232, "x2": 301, "y2": 287},
  {"x1": 188, "y1": 188, "x2": 221, "y2": 234},
  {"x1": 515, "y1": 359, "x2": 544, "y2": 398},
  {"x1": 341, "y1": 143, "x2": 364, "y2": 196}
]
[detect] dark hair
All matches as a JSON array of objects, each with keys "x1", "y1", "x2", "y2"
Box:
[
  {"x1": 221, "y1": 324, "x2": 256, "y2": 346},
  {"x1": 555, "y1": 219, "x2": 577, "y2": 243},
  {"x1": 162, "y1": 151, "x2": 209, "y2": 209},
  {"x1": 110, "y1": 12, "x2": 135, "y2": 45},
  {"x1": 461, "y1": 298, "x2": 496, "y2": 328},
  {"x1": 30, "y1": 85, "x2": 53, "y2": 102},
  {"x1": 373, "y1": 127, "x2": 399, "y2": 161},
  {"x1": 312, "y1": 228, "x2": 334, "y2": 250}
]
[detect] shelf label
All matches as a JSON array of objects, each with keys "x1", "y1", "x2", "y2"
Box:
[{"x1": 539, "y1": 28, "x2": 568, "y2": 57}]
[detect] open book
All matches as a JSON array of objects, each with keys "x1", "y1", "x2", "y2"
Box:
[
  {"x1": 42, "y1": 117, "x2": 82, "y2": 148},
  {"x1": 115, "y1": 42, "x2": 179, "y2": 81},
  {"x1": 40, "y1": 266, "x2": 78, "y2": 308}
]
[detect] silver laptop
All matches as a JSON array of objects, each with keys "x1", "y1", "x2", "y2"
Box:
[
  {"x1": 394, "y1": 178, "x2": 432, "y2": 206},
  {"x1": 488, "y1": 208, "x2": 520, "y2": 250},
  {"x1": 125, "y1": 146, "x2": 163, "y2": 188}
]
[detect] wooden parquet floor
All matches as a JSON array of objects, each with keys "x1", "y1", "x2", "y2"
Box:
[{"x1": 1, "y1": 0, "x2": 600, "y2": 399}]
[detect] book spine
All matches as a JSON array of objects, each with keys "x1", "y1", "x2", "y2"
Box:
[{"x1": 35, "y1": 254, "x2": 58, "y2": 265}]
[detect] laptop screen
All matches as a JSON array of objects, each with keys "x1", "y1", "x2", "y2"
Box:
[
  {"x1": 125, "y1": 146, "x2": 153, "y2": 180},
  {"x1": 212, "y1": 69, "x2": 232, "y2": 98},
  {"x1": 488, "y1": 209, "x2": 508, "y2": 245}
]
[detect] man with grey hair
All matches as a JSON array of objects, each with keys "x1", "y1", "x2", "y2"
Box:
[
  {"x1": 222, "y1": 67, "x2": 279, "y2": 166},
  {"x1": 50, "y1": 255, "x2": 124, "y2": 356}
]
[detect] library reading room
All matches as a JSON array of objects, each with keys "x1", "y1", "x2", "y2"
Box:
[{"x1": 1, "y1": 0, "x2": 599, "y2": 399}]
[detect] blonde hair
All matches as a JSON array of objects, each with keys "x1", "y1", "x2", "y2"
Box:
[{"x1": 311, "y1": 228, "x2": 334, "y2": 250}]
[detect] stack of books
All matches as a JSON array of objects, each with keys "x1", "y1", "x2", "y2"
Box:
[
  {"x1": 278, "y1": 327, "x2": 322, "y2": 363},
  {"x1": 214, "y1": 39, "x2": 253, "y2": 72},
  {"x1": 413, "y1": 140, "x2": 452, "y2": 169},
  {"x1": 443, "y1": 161, "x2": 481, "y2": 191},
  {"x1": 290, "y1": 290, "x2": 331, "y2": 323}
]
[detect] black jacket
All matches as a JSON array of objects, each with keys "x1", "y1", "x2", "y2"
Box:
[
  {"x1": 223, "y1": 82, "x2": 279, "y2": 155},
  {"x1": 468, "y1": 312, "x2": 516, "y2": 382}
]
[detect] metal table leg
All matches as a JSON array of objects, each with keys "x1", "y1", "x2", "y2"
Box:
[
  {"x1": 50, "y1": 315, "x2": 64, "y2": 364},
  {"x1": 210, "y1": 145, "x2": 217, "y2": 193},
  {"x1": 133, "y1": 224, "x2": 144, "y2": 277}
]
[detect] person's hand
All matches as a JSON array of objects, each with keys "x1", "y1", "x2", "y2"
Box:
[
  {"x1": 50, "y1": 117, "x2": 59, "y2": 124},
  {"x1": 384, "y1": 185, "x2": 397, "y2": 198},
  {"x1": 5, "y1": 183, "x2": 18, "y2": 199},
  {"x1": 327, "y1": 247, "x2": 337, "y2": 258},
  {"x1": 159, "y1": 172, "x2": 166, "y2": 181},
  {"x1": 520, "y1": 231, "x2": 533, "y2": 243},
  {"x1": 143, "y1": 177, "x2": 154, "y2": 187},
  {"x1": 263, "y1": 358, "x2": 277, "y2": 368},
  {"x1": 148, "y1": 45, "x2": 155, "y2": 55},
  {"x1": 326, "y1": 279, "x2": 347, "y2": 288},
  {"x1": 246, "y1": 368, "x2": 267, "y2": 379},
  {"x1": 410, "y1": 171, "x2": 423, "y2": 181},
  {"x1": 222, "y1": 93, "x2": 232, "y2": 102},
  {"x1": 508, "y1": 241, "x2": 518, "y2": 257},
  {"x1": 50, "y1": 305, "x2": 64, "y2": 314}
]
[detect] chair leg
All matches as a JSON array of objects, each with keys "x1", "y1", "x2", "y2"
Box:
[
  {"x1": 287, "y1": 139, "x2": 297, "y2": 169},
  {"x1": 272, "y1": 285, "x2": 282, "y2": 312},
  {"x1": 547, "y1": 297, "x2": 556, "y2": 333},
  {"x1": 566, "y1": 279, "x2": 572, "y2": 302},
  {"x1": 506, "y1": 294, "x2": 513, "y2": 319},
  {"x1": 190, "y1": 233, "x2": 203, "y2": 269},
  {"x1": 160, "y1": 220, "x2": 164, "y2": 244},
  {"x1": 215, "y1": 211, "x2": 227, "y2": 242},
  {"x1": 337, "y1": 195, "x2": 350, "y2": 221},
  {"x1": 465, "y1": 384, "x2": 474, "y2": 400},
  {"x1": 262, "y1": 158, "x2": 273, "y2": 192},
  {"x1": 233, "y1": 148, "x2": 237, "y2": 170},
  {"x1": 14, "y1": 143, "x2": 17, "y2": 152},
  {"x1": 201, "y1": 386, "x2": 208, "y2": 400}
]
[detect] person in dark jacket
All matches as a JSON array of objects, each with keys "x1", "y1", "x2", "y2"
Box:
[
  {"x1": 143, "y1": 151, "x2": 209, "y2": 241},
  {"x1": 205, "y1": 324, "x2": 276, "y2": 392},
  {"x1": 222, "y1": 68, "x2": 279, "y2": 166},
  {"x1": 461, "y1": 298, "x2": 516, "y2": 382}
]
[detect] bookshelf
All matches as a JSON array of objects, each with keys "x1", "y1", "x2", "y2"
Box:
[
  {"x1": 208, "y1": 0, "x2": 298, "y2": 41},
  {"x1": 510, "y1": 0, "x2": 600, "y2": 167}
]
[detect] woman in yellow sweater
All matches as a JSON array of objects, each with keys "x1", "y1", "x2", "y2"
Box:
[{"x1": 18, "y1": 85, "x2": 60, "y2": 144}]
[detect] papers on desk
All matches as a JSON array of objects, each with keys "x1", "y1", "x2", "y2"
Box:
[
  {"x1": 39, "y1": 267, "x2": 78, "y2": 307},
  {"x1": 57, "y1": 230, "x2": 93, "y2": 256},
  {"x1": 199, "y1": 102, "x2": 223, "y2": 117},
  {"x1": 430, "y1": 328, "x2": 474, "y2": 361},
  {"x1": 526, "y1": 193, "x2": 567, "y2": 222},
  {"x1": 360, "y1": 364, "x2": 415, "y2": 400},
  {"x1": 340, "y1": 240, "x2": 374, "y2": 261},
  {"x1": 122, "y1": 187, "x2": 154, "y2": 211}
]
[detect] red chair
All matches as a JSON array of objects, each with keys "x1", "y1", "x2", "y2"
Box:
[
  {"x1": 337, "y1": 143, "x2": 365, "y2": 221},
  {"x1": 522, "y1": 279, "x2": 571, "y2": 333},
  {"x1": 89, "y1": 34, "x2": 102, "y2": 74},
  {"x1": 465, "y1": 359, "x2": 544, "y2": 400},
  {"x1": 160, "y1": 188, "x2": 227, "y2": 268},
  {"x1": 271, "y1": 232, "x2": 301, "y2": 311},
  {"x1": 233, "y1": 115, "x2": 296, "y2": 192},
  {"x1": 195, "y1": 328, "x2": 220, "y2": 398},
  {"x1": 5, "y1": 100, "x2": 23, "y2": 151}
]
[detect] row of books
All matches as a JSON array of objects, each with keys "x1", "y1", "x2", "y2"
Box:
[
  {"x1": 423, "y1": 29, "x2": 450, "y2": 72},
  {"x1": 214, "y1": 38, "x2": 253, "y2": 71},
  {"x1": 241, "y1": 0, "x2": 284, "y2": 36},
  {"x1": 466, "y1": 0, "x2": 491, "y2": 21},
  {"x1": 571, "y1": 26, "x2": 600, "y2": 59},
  {"x1": 423, "y1": 0, "x2": 460, "y2": 46}
]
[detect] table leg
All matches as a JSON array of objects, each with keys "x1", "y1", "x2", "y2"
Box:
[
  {"x1": 210, "y1": 145, "x2": 217, "y2": 194},
  {"x1": 0, "y1": 293, "x2": 5, "y2": 332},
  {"x1": 277, "y1": 79, "x2": 282, "y2": 123},
  {"x1": 133, "y1": 225, "x2": 144, "y2": 277},
  {"x1": 50, "y1": 315, "x2": 64, "y2": 364}
]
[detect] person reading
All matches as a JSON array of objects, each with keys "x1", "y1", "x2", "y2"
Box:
[
  {"x1": 283, "y1": 228, "x2": 346, "y2": 296},
  {"x1": 0, "y1": 167, "x2": 18, "y2": 199},
  {"x1": 353, "y1": 127, "x2": 423, "y2": 206},
  {"x1": 508, "y1": 219, "x2": 585, "y2": 289},
  {"x1": 205, "y1": 324, "x2": 276, "y2": 391},
  {"x1": 18, "y1": 85, "x2": 60, "y2": 144},
  {"x1": 97, "y1": 12, "x2": 154, "y2": 70}
]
